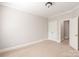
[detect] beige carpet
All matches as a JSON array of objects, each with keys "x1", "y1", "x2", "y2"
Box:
[{"x1": 0, "y1": 40, "x2": 79, "y2": 57}]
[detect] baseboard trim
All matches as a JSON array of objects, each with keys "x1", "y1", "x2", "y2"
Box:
[
  {"x1": 48, "y1": 39, "x2": 61, "y2": 43},
  {"x1": 0, "y1": 39, "x2": 47, "y2": 53}
]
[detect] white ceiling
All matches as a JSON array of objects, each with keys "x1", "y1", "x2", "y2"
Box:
[{"x1": 2, "y1": 2, "x2": 79, "y2": 18}]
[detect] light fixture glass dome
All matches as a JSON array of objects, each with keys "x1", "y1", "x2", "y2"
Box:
[{"x1": 45, "y1": 2, "x2": 55, "y2": 8}]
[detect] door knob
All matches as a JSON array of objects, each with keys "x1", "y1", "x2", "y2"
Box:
[{"x1": 75, "y1": 34, "x2": 78, "y2": 36}]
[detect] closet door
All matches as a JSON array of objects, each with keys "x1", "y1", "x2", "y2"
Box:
[
  {"x1": 48, "y1": 20, "x2": 58, "y2": 42},
  {"x1": 69, "y1": 17, "x2": 78, "y2": 50}
]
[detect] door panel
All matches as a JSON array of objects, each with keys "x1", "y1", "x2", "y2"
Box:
[
  {"x1": 48, "y1": 20, "x2": 58, "y2": 42},
  {"x1": 69, "y1": 17, "x2": 78, "y2": 50}
]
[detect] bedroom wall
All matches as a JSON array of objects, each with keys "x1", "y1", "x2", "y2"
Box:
[
  {"x1": 0, "y1": 5, "x2": 3, "y2": 48},
  {"x1": 0, "y1": 5, "x2": 48, "y2": 49}
]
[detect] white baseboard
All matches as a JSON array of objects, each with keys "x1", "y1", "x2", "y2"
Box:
[
  {"x1": 0, "y1": 39, "x2": 47, "y2": 53},
  {"x1": 48, "y1": 39, "x2": 61, "y2": 43}
]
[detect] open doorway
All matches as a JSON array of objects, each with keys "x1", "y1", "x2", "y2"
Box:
[{"x1": 62, "y1": 20, "x2": 69, "y2": 44}]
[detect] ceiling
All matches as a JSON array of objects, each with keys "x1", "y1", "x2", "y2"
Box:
[{"x1": 2, "y1": 2, "x2": 79, "y2": 18}]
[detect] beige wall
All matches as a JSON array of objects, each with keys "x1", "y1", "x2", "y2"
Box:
[{"x1": 0, "y1": 5, "x2": 48, "y2": 49}]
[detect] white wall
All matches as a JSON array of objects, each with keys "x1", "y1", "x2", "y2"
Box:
[
  {"x1": 0, "y1": 5, "x2": 48, "y2": 49},
  {"x1": 0, "y1": 5, "x2": 3, "y2": 48}
]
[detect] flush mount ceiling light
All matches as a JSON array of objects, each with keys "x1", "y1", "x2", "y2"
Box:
[{"x1": 45, "y1": 2, "x2": 55, "y2": 8}]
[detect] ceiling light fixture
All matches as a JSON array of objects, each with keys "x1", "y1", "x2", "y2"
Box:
[{"x1": 45, "y1": 2, "x2": 55, "y2": 8}]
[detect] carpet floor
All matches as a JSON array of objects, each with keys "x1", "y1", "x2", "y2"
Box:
[{"x1": 0, "y1": 40, "x2": 79, "y2": 57}]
